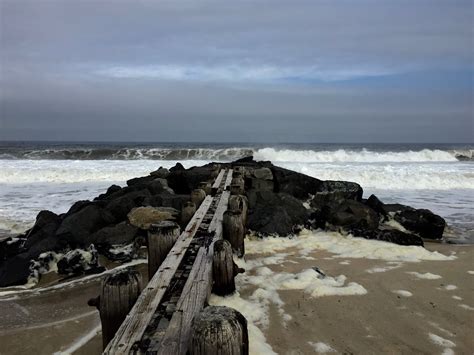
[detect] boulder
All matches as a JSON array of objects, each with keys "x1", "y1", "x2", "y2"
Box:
[
  {"x1": 311, "y1": 181, "x2": 363, "y2": 208},
  {"x1": 394, "y1": 209, "x2": 446, "y2": 239},
  {"x1": 147, "y1": 178, "x2": 174, "y2": 195},
  {"x1": 324, "y1": 200, "x2": 379, "y2": 231},
  {"x1": 270, "y1": 166, "x2": 322, "y2": 199},
  {"x1": 150, "y1": 167, "x2": 170, "y2": 178},
  {"x1": 166, "y1": 166, "x2": 214, "y2": 194},
  {"x1": 57, "y1": 245, "x2": 104, "y2": 276},
  {"x1": 0, "y1": 253, "x2": 32, "y2": 287},
  {"x1": 146, "y1": 194, "x2": 190, "y2": 210},
  {"x1": 127, "y1": 206, "x2": 179, "y2": 230},
  {"x1": 365, "y1": 194, "x2": 387, "y2": 218},
  {"x1": 247, "y1": 192, "x2": 310, "y2": 236},
  {"x1": 354, "y1": 228, "x2": 424, "y2": 246},
  {"x1": 105, "y1": 189, "x2": 151, "y2": 221},
  {"x1": 252, "y1": 167, "x2": 273, "y2": 180},
  {"x1": 95, "y1": 185, "x2": 122, "y2": 200},
  {"x1": 88, "y1": 222, "x2": 138, "y2": 246},
  {"x1": 56, "y1": 204, "x2": 116, "y2": 247},
  {"x1": 24, "y1": 210, "x2": 62, "y2": 249}
]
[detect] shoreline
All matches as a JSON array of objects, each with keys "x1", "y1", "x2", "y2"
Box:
[{"x1": 1, "y1": 237, "x2": 472, "y2": 354}]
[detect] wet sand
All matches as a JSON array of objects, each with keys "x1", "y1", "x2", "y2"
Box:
[{"x1": 0, "y1": 243, "x2": 472, "y2": 354}]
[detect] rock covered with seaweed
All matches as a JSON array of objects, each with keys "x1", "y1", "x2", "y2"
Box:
[{"x1": 0, "y1": 157, "x2": 446, "y2": 287}]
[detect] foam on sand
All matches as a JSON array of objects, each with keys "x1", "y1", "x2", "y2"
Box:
[
  {"x1": 428, "y1": 333, "x2": 456, "y2": 348},
  {"x1": 246, "y1": 229, "x2": 456, "y2": 263},
  {"x1": 458, "y1": 304, "x2": 474, "y2": 311},
  {"x1": 406, "y1": 272, "x2": 442, "y2": 280},
  {"x1": 392, "y1": 290, "x2": 413, "y2": 297},
  {"x1": 308, "y1": 341, "x2": 337, "y2": 353}
]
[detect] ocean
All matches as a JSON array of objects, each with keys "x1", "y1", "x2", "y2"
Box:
[{"x1": 0, "y1": 142, "x2": 473, "y2": 243}]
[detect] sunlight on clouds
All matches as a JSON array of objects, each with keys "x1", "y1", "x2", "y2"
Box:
[{"x1": 96, "y1": 64, "x2": 394, "y2": 83}]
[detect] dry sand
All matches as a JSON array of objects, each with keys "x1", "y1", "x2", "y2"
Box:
[{"x1": 0, "y1": 241, "x2": 472, "y2": 355}]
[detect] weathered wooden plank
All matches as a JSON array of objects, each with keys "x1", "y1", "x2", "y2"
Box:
[
  {"x1": 211, "y1": 169, "x2": 226, "y2": 193},
  {"x1": 103, "y1": 194, "x2": 215, "y2": 355},
  {"x1": 153, "y1": 170, "x2": 233, "y2": 354}
]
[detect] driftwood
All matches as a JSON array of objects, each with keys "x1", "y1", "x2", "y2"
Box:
[
  {"x1": 88, "y1": 269, "x2": 142, "y2": 350},
  {"x1": 148, "y1": 221, "x2": 180, "y2": 278},
  {"x1": 190, "y1": 306, "x2": 249, "y2": 355},
  {"x1": 223, "y1": 210, "x2": 245, "y2": 257}
]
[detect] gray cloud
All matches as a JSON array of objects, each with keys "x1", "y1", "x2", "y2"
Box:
[{"x1": 0, "y1": 0, "x2": 473, "y2": 142}]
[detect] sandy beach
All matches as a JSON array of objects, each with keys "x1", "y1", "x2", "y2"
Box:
[{"x1": 0, "y1": 234, "x2": 472, "y2": 355}]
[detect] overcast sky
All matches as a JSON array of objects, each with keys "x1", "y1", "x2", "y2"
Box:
[{"x1": 0, "y1": 0, "x2": 472, "y2": 143}]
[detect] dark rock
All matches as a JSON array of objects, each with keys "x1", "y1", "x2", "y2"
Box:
[
  {"x1": 354, "y1": 228, "x2": 424, "y2": 246},
  {"x1": 95, "y1": 185, "x2": 122, "y2": 200},
  {"x1": 394, "y1": 209, "x2": 446, "y2": 239},
  {"x1": 146, "y1": 194, "x2": 190, "y2": 210},
  {"x1": 56, "y1": 204, "x2": 116, "y2": 247},
  {"x1": 66, "y1": 200, "x2": 92, "y2": 216},
  {"x1": 324, "y1": 200, "x2": 379, "y2": 231},
  {"x1": 365, "y1": 194, "x2": 388, "y2": 218},
  {"x1": 271, "y1": 166, "x2": 322, "y2": 199},
  {"x1": 0, "y1": 253, "x2": 32, "y2": 287},
  {"x1": 312, "y1": 181, "x2": 363, "y2": 208},
  {"x1": 167, "y1": 166, "x2": 214, "y2": 194},
  {"x1": 170, "y1": 162, "x2": 185, "y2": 172},
  {"x1": 88, "y1": 222, "x2": 138, "y2": 246},
  {"x1": 0, "y1": 236, "x2": 26, "y2": 262},
  {"x1": 247, "y1": 192, "x2": 310, "y2": 236},
  {"x1": 57, "y1": 245, "x2": 105, "y2": 276},
  {"x1": 150, "y1": 167, "x2": 170, "y2": 178},
  {"x1": 147, "y1": 178, "x2": 173, "y2": 195},
  {"x1": 126, "y1": 175, "x2": 156, "y2": 187},
  {"x1": 232, "y1": 156, "x2": 255, "y2": 164},
  {"x1": 105, "y1": 189, "x2": 151, "y2": 221},
  {"x1": 24, "y1": 210, "x2": 62, "y2": 250},
  {"x1": 381, "y1": 203, "x2": 414, "y2": 215}
]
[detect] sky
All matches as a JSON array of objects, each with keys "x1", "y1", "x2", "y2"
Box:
[{"x1": 0, "y1": 0, "x2": 473, "y2": 143}]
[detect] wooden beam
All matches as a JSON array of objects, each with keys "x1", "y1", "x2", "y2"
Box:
[
  {"x1": 103, "y1": 194, "x2": 215, "y2": 354},
  {"x1": 152, "y1": 169, "x2": 233, "y2": 354}
]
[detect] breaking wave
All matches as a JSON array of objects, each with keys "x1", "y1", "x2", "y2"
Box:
[{"x1": 0, "y1": 146, "x2": 472, "y2": 162}]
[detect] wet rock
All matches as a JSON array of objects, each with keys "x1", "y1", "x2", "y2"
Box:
[
  {"x1": 270, "y1": 166, "x2": 322, "y2": 199},
  {"x1": 354, "y1": 228, "x2": 424, "y2": 246},
  {"x1": 95, "y1": 185, "x2": 122, "y2": 200},
  {"x1": 127, "y1": 206, "x2": 179, "y2": 230},
  {"x1": 88, "y1": 222, "x2": 138, "y2": 246},
  {"x1": 56, "y1": 204, "x2": 116, "y2": 247},
  {"x1": 105, "y1": 189, "x2": 151, "y2": 221},
  {"x1": 365, "y1": 194, "x2": 388, "y2": 218},
  {"x1": 247, "y1": 192, "x2": 309, "y2": 236},
  {"x1": 57, "y1": 245, "x2": 104, "y2": 276},
  {"x1": 167, "y1": 166, "x2": 214, "y2": 194},
  {"x1": 311, "y1": 181, "x2": 363, "y2": 208},
  {"x1": 0, "y1": 253, "x2": 32, "y2": 287},
  {"x1": 252, "y1": 167, "x2": 273, "y2": 180},
  {"x1": 150, "y1": 167, "x2": 170, "y2": 178},
  {"x1": 394, "y1": 209, "x2": 446, "y2": 239},
  {"x1": 324, "y1": 199, "x2": 379, "y2": 231},
  {"x1": 146, "y1": 194, "x2": 190, "y2": 210},
  {"x1": 24, "y1": 210, "x2": 62, "y2": 250}
]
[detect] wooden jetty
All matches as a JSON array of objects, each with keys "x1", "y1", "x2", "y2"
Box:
[{"x1": 93, "y1": 168, "x2": 248, "y2": 354}]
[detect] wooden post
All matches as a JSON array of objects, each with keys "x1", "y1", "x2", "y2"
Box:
[
  {"x1": 190, "y1": 306, "x2": 249, "y2": 355},
  {"x1": 233, "y1": 166, "x2": 246, "y2": 178},
  {"x1": 181, "y1": 201, "x2": 196, "y2": 226},
  {"x1": 231, "y1": 176, "x2": 245, "y2": 193},
  {"x1": 228, "y1": 195, "x2": 248, "y2": 227},
  {"x1": 148, "y1": 221, "x2": 180, "y2": 278},
  {"x1": 94, "y1": 269, "x2": 142, "y2": 350},
  {"x1": 198, "y1": 181, "x2": 212, "y2": 195},
  {"x1": 223, "y1": 210, "x2": 245, "y2": 257},
  {"x1": 191, "y1": 188, "x2": 206, "y2": 207},
  {"x1": 212, "y1": 240, "x2": 244, "y2": 296}
]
